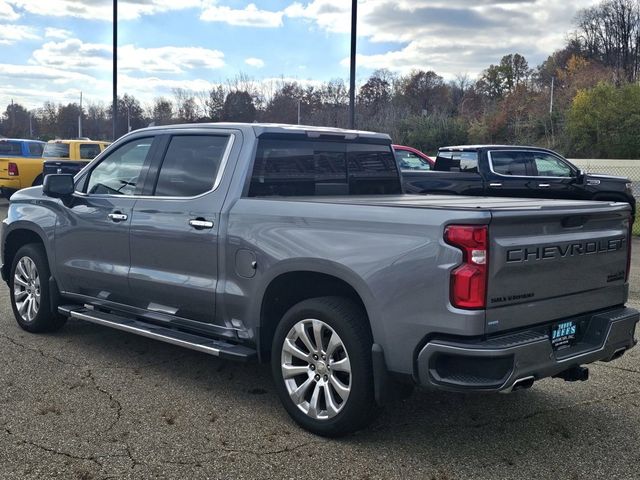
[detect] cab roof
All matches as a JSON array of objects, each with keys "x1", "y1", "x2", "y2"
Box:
[{"x1": 48, "y1": 139, "x2": 109, "y2": 145}]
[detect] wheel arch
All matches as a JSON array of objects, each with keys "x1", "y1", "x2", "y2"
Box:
[
  {"x1": 2, "y1": 225, "x2": 50, "y2": 283},
  {"x1": 256, "y1": 263, "x2": 378, "y2": 362}
]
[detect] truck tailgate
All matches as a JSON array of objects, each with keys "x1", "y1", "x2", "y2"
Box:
[{"x1": 486, "y1": 202, "x2": 631, "y2": 333}]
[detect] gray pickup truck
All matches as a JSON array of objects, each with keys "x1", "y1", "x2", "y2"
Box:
[{"x1": 2, "y1": 123, "x2": 638, "y2": 436}]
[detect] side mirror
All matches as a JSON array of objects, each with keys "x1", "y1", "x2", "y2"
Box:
[
  {"x1": 575, "y1": 169, "x2": 586, "y2": 184},
  {"x1": 43, "y1": 174, "x2": 74, "y2": 198}
]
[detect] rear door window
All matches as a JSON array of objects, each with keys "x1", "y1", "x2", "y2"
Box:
[
  {"x1": 489, "y1": 151, "x2": 531, "y2": 176},
  {"x1": 154, "y1": 135, "x2": 230, "y2": 197},
  {"x1": 28, "y1": 143, "x2": 44, "y2": 156}
]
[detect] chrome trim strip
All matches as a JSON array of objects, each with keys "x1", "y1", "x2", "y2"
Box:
[
  {"x1": 70, "y1": 310, "x2": 222, "y2": 357},
  {"x1": 487, "y1": 149, "x2": 578, "y2": 180}
]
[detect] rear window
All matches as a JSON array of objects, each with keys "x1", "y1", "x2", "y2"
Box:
[
  {"x1": 80, "y1": 143, "x2": 102, "y2": 160},
  {"x1": 435, "y1": 151, "x2": 479, "y2": 173},
  {"x1": 248, "y1": 138, "x2": 400, "y2": 197},
  {"x1": 28, "y1": 143, "x2": 44, "y2": 156},
  {"x1": 43, "y1": 143, "x2": 70, "y2": 159},
  {"x1": 0, "y1": 141, "x2": 22, "y2": 156}
]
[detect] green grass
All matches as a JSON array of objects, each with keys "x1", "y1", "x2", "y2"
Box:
[{"x1": 634, "y1": 220, "x2": 640, "y2": 236}]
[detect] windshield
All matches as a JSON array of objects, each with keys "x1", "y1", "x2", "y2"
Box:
[{"x1": 43, "y1": 143, "x2": 70, "y2": 159}]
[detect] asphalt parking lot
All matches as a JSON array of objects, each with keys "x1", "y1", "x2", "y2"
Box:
[{"x1": 0, "y1": 199, "x2": 639, "y2": 480}]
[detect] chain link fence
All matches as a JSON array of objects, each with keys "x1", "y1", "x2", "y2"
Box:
[{"x1": 570, "y1": 159, "x2": 640, "y2": 234}]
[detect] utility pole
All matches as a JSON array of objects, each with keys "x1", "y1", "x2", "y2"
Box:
[
  {"x1": 549, "y1": 76, "x2": 554, "y2": 115},
  {"x1": 349, "y1": 0, "x2": 357, "y2": 129},
  {"x1": 78, "y1": 91, "x2": 83, "y2": 138},
  {"x1": 29, "y1": 111, "x2": 33, "y2": 138},
  {"x1": 112, "y1": 0, "x2": 118, "y2": 141},
  {"x1": 297, "y1": 99, "x2": 301, "y2": 125}
]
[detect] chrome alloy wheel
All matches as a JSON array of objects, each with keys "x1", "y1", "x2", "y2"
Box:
[
  {"x1": 13, "y1": 256, "x2": 41, "y2": 323},
  {"x1": 281, "y1": 318, "x2": 352, "y2": 420}
]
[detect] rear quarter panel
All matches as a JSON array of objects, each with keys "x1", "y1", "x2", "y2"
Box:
[{"x1": 223, "y1": 198, "x2": 491, "y2": 374}]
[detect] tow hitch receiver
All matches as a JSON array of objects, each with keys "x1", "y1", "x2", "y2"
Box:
[{"x1": 554, "y1": 366, "x2": 589, "y2": 382}]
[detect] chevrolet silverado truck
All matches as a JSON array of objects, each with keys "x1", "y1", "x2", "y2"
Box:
[
  {"x1": 0, "y1": 138, "x2": 45, "y2": 198},
  {"x1": 1, "y1": 124, "x2": 638, "y2": 436},
  {"x1": 402, "y1": 145, "x2": 636, "y2": 214}
]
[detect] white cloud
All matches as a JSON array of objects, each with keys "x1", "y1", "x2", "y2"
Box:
[
  {"x1": 245, "y1": 57, "x2": 265, "y2": 68},
  {"x1": 44, "y1": 27, "x2": 72, "y2": 39},
  {"x1": 200, "y1": 2, "x2": 284, "y2": 27},
  {"x1": 30, "y1": 38, "x2": 225, "y2": 74},
  {"x1": 0, "y1": 24, "x2": 38, "y2": 45},
  {"x1": 0, "y1": 0, "x2": 19, "y2": 20},
  {"x1": 8, "y1": 0, "x2": 201, "y2": 21},
  {"x1": 285, "y1": 0, "x2": 604, "y2": 78}
]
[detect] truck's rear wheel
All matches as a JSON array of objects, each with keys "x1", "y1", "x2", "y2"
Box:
[
  {"x1": 271, "y1": 296, "x2": 376, "y2": 436},
  {"x1": 9, "y1": 244, "x2": 66, "y2": 333}
]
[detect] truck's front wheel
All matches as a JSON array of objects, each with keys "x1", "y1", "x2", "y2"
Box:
[
  {"x1": 271, "y1": 296, "x2": 376, "y2": 436},
  {"x1": 9, "y1": 244, "x2": 66, "y2": 333}
]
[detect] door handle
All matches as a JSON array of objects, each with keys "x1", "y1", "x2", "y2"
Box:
[
  {"x1": 538, "y1": 183, "x2": 551, "y2": 188},
  {"x1": 489, "y1": 183, "x2": 502, "y2": 187},
  {"x1": 189, "y1": 219, "x2": 214, "y2": 230},
  {"x1": 108, "y1": 212, "x2": 128, "y2": 222}
]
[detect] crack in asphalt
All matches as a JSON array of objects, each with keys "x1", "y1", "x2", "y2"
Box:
[
  {"x1": 2, "y1": 425, "x2": 103, "y2": 467},
  {"x1": 0, "y1": 332, "x2": 83, "y2": 367},
  {"x1": 595, "y1": 362, "x2": 640, "y2": 376},
  {"x1": 82, "y1": 369, "x2": 123, "y2": 433}
]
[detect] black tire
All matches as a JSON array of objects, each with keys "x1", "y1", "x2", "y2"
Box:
[
  {"x1": 271, "y1": 296, "x2": 376, "y2": 437},
  {"x1": 9, "y1": 243, "x2": 66, "y2": 333},
  {"x1": 32, "y1": 175, "x2": 43, "y2": 187}
]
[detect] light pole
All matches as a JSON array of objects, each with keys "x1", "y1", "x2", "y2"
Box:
[
  {"x1": 112, "y1": 0, "x2": 118, "y2": 140},
  {"x1": 349, "y1": 0, "x2": 357, "y2": 129}
]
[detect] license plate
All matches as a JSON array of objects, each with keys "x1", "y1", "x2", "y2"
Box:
[{"x1": 550, "y1": 321, "x2": 577, "y2": 349}]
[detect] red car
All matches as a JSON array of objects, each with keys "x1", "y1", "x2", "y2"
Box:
[{"x1": 392, "y1": 145, "x2": 435, "y2": 171}]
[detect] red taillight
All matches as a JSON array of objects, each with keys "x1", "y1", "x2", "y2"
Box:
[
  {"x1": 444, "y1": 225, "x2": 488, "y2": 309},
  {"x1": 7, "y1": 162, "x2": 18, "y2": 176}
]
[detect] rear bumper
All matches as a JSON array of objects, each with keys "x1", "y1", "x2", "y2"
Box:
[{"x1": 416, "y1": 307, "x2": 638, "y2": 392}]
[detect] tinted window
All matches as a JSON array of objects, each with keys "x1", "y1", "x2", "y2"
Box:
[
  {"x1": 533, "y1": 153, "x2": 573, "y2": 177},
  {"x1": 490, "y1": 151, "x2": 531, "y2": 176},
  {"x1": 435, "y1": 151, "x2": 479, "y2": 173},
  {"x1": 348, "y1": 144, "x2": 401, "y2": 194},
  {"x1": 80, "y1": 143, "x2": 102, "y2": 160},
  {"x1": 248, "y1": 139, "x2": 400, "y2": 197},
  {"x1": 43, "y1": 143, "x2": 70, "y2": 159},
  {"x1": 396, "y1": 150, "x2": 431, "y2": 171},
  {"x1": 154, "y1": 135, "x2": 229, "y2": 197},
  {"x1": 249, "y1": 140, "x2": 347, "y2": 197},
  {"x1": 86, "y1": 138, "x2": 152, "y2": 195},
  {"x1": 28, "y1": 143, "x2": 44, "y2": 156},
  {"x1": 0, "y1": 141, "x2": 22, "y2": 156}
]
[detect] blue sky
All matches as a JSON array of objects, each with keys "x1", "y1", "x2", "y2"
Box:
[{"x1": 0, "y1": 0, "x2": 600, "y2": 109}]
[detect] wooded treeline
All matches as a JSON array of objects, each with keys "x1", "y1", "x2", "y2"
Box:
[{"x1": 1, "y1": 0, "x2": 639, "y2": 158}]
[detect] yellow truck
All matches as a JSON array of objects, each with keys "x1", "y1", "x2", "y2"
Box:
[
  {"x1": 0, "y1": 139, "x2": 108, "y2": 198},
  {"x1": 0, "y1": 138, "x2": 45, "y2": 199}
]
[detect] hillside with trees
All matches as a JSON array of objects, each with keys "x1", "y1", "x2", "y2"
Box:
[{"x1": 1, "y1": 0, "x2": 639, "y2": 158}]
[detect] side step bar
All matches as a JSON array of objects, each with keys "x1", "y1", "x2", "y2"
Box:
[{"x1": 59, "y1": 305, "x2": 256, "y2": 362}]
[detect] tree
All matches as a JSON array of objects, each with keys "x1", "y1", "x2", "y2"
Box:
[
  {"x1": 575, "y1": 0, "x2": 640, "y2": 82},
  {"x1": 152, "y1": 97, "x2": 174, "y2": 125},
  {"x1": 56, "y1": 103, "x2": 82, "y2": 139},
  {"x1": 222, "y1": 91, "x2": 256, "y2": 122},
  {"x1": 264, "y1": 82, "x2": 304, "y2": 124},
  {"x1": 567, "y1": 81, "x2": 640, "y2": 158},
  {"x1": 1, "y1": 102, "x2": 31, "y2": 138},
  {"x1": 359, "y1": 71, "x2": 392, "y2": 111},
  {"x1": 207, "y1": 86, "x2": 226, "y2": 122}
]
